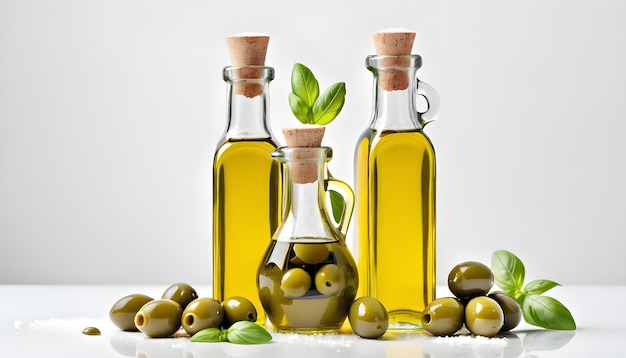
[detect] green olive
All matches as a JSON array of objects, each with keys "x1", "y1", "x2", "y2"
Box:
[
  {"x1": 134, "y1": 299, "x2": 182, "y2": 338},
  {"x1": 161, "y1": 282, "x2": 198, "y2": 310},
  {"x1": 222, "y1": 296, "x2": 258, "y2": 328},
  {"x1": 109, "y1": 293, "x2": 153, "y2": 331},
  {"x1": 280, "y1": 268, "x2": 312, "y2": 298},
  {"x1": 488, "y1": 292, "x2": 522, "y2": 332},
  {"x1": 315, "y1": 264, "x2": 344, "y2": 296},
  {"x1": 465, "y1": 296, "x2": 504, "y2": 337},
  {"x1": 293, "y1": 243, "x2": 330, "y2": 264},
  {"x1": 421, "y1": 297, "x2": 465, "y2": 336},
  {"x1": 448, "y1": 261, "x2": 494, "y2": 300},
  {"x1": 348, "y1": 297, "x2": 389, "y2": 339},
  {"x1": 181, "y1": 297, "x2": 224, "y2": 335}
]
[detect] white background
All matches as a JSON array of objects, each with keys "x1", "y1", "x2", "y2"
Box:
[{"x1": 1, "y1": 0, "x2": 625, "y2": 286}]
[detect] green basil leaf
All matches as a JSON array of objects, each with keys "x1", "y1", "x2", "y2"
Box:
[
  {"x1": 524, "y1": 279, "x2": 561, "y2": 295},
  {"x1": 226, "y1": 321, "x2": 272, "y2": 344},
  {"x1": 521, "y1": 294, "x2": 576, "y2": 330},
  {"x1": 291, "y1": 63, "x2": 319, "y2": 107},
  {"x1": 329, "y1": 189, "x2": 345, "y2": 223},
  {"x1": 491, "y1": 250, "x2": 525, "y2": 296},
  {"x1": 311, "y1": 82, "x2": 346, "y2": 125},
  {"x1": 288, "y1": 93, "x2": 313, "y2": 124},
  {"x1": 190, "y1": 327, "x2": 225, "y2": 343}
]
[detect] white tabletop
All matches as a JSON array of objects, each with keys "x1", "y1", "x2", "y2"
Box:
[{"x1": 1, "y1": 285, "x2": 622, "y2": 357}]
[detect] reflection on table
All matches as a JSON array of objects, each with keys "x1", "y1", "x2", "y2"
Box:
[{"x1": 109, "y1": 328, "x2": 576, "y2": 358}]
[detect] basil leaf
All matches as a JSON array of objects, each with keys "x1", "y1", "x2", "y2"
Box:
[
  {"x1": 329, "y1": 189, "x2": 345, "y2": 223},
  {"x1": 491, "y1": 250, "x2": 525, "y2": 296},
  {"x1": 288, "y1": 93, "x2": 313, "y2": 124},
  {"x1": 312, "y1": 82, "x2": 346, "y2": 125},
  {"x1": 291, "y1": 63, "x2": 319, "y2": 107},
  {"x1": 521, "y1": 294, "x2": 576, "y2": 330},
  {"x1": 226, "y1": 321, "x2": 272, "y2": 344},
  {"x1": 524, "y1": 279, "x2": 560, "y2": 295},
  {"x1": 190, "y1": 327, "x2": 225, "y2": 343}
]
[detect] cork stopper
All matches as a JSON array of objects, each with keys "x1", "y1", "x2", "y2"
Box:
[
  {"x1": 372, "y1": 29, "x2": 416, "y2": 91},
  {"x1": 282, "y1": 126, "x2": 326, "y2": 184},
  {"x1": 226, "y1": 33, "x2": 270, "y2": 98}
]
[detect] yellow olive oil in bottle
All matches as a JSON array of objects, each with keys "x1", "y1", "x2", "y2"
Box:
[
  {"x1": 213, "y1": 35, "x2": 281, "y2": 324},
  {"x1": 355, "y1": 31, "x2": 440, "y2": 329}
]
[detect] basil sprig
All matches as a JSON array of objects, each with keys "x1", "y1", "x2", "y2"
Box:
[
  {"x1": 288, "y1": 63, "x2": 346, "y2": 125},
  {"x1": 288, "y1": 63, "x2": 347, "y2": 222},
  {"x1": 491, "y1": 250, "x2": 576, "y2": 330},
  {"x1": 190, "y1": 321, "x2": 272, "y2": 344}
]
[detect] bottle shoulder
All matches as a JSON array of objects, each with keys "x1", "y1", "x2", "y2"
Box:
[
  {"x1": 357, "y1": 128, "x2": 434, "y2": 149},
  {"x1": 216, "y1": 137, "x2": 279, "y2": 149},
  {"x1": 355, "y1": 128, "x2": 436, "y2": 165},
  {"x1": 214, "y1": 138, "x2": 280, "y2": 161}
]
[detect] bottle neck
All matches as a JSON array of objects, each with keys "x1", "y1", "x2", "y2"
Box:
[
  {"x1": 283, "y1": 180, "x2": 331, "y2": 240},
  {"x1": 222, "y1": 66, "x2": 275, "y2": 139},
  {"x1": 273, "y1": 147, "x2": 336, "y2": 242},
  {"x1": 367, "y1": 55, "x2": 423, "y2": 131}
]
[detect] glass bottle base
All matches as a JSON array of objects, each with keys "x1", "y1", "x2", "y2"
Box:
[
  {"x1": 387, "y1": 311, "x2": 423, "y2": 331},
  {"x1": 266, "y1": 324, "x2": 344, "y2": 335},
  {"x1": 258, "y1": 240, "x2": 358, "y2": 333}
]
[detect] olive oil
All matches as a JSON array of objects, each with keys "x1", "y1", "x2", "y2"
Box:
[
  {"x1": 258, "y1": 240, "x2": 358, "y2": 332},
  {"x1": 355, "y1": 45, "x2": 440, "y2": 330},
  {"x1": 356, "y1": 128, "x2": 436, "y2": 328},
  {"x1": 213, "y1": 37, "x2": 280, "y2": 325},
  {"x1": 213, "y1": 138, "x2": 281, "y2": 322}
]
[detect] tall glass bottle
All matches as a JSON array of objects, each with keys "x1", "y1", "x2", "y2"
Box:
[
  {"x1": 355, "y1": 52, "x2": 440, "y2": 329},
  {"x1": 212, "y1": 63, "x2": 282, "y2": 323}
]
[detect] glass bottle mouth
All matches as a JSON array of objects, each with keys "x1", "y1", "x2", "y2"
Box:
[
  {"x1": 366, "y1": 54, "x2": 423, "y2": 71},
  {"x1": 223, "y1": 66, "x2": 275, "y2": 82},
  {"x1": 271, "y1": 146, "x2": 333, "y2": 163}
]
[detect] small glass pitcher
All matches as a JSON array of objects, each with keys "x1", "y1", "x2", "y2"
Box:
[{"x1": 257, "y1": 146, "x2": 358, "y2": 333}]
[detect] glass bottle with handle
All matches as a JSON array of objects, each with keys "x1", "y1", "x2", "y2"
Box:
[
  {"x1": 355, "y1": 30, "x2": 440, "y2": 330},
  {"x1": 258, "y1": 127, "x2": 358, "y2": 333}
]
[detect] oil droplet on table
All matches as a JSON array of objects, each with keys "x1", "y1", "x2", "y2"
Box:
[{"x1": 82, "y1": 326, "x2": 101, "y2": 335}]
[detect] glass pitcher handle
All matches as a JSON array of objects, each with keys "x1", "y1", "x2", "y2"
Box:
[
  {"x1": 416, "y1": 79, "x2": 440, "y2": 127},
  {"x1": 326, "y1": 178, "x2": 355, "y2": 237}
]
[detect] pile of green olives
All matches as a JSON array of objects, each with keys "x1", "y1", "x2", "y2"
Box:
[
  {"x1": 109, "y1": 282, "x2": 257, "y2": 338},
  {"x1": 421, "y1": 261, "x2": 521, "y2": 337},
  {"x1": 109, "y1": 281, "x2": 390, "y2": 340}
]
